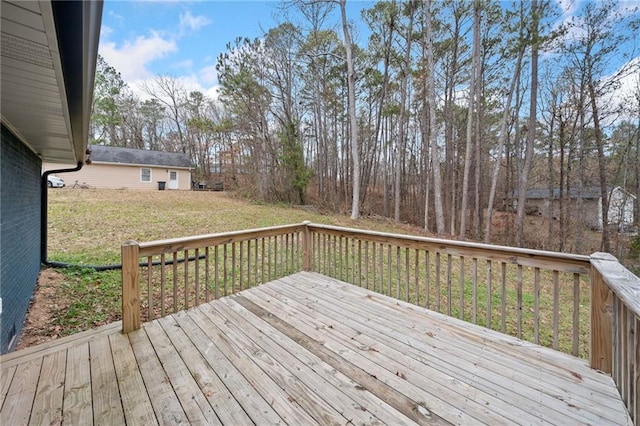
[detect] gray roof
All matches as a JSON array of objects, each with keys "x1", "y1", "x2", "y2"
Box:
[
  {"x1": 512, "y1": 186, "x2": 634, "y2": 200},
  {"x1": 90, "y1": 145, "x2": 191, "y2": 168}
]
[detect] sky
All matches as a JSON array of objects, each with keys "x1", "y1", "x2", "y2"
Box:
[
  {"x1": 100, "y1": 1, "x2": 375, "y2": 99},
  {"x1": 99, "y1": 0, "x2": 640, "y2": 107}
]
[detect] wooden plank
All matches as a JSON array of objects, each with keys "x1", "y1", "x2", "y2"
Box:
[
  {"x1": 191, "y1": 306, "x2": 322, "y2": 425},
  {"x1": 0, "y1": 321, "x2": 121, "y2": 368},
  {"x1": 0, "y1": 365, "x2": 17, "y2": 408},
  {"x1": 89, "y1": 336, "x2": 125, "y2": 425},
  {"x1": 216, "y1": 296, "x2": 417, "y2": 426},
  {"x1": 128, "y1": 328, "x2": 189, "y2": 425},
  {"x1": 122, "y1": 241, "x2": 141, "y2": 333},
  {"x1": 1, "y1": 358, "x2": 42, "y2": 425},
  {"x1": 295, "y1": 273, "x2": 614, "y2": 387},
  {"x1": 284, "y1": 272, "x2": 619, "y2": 418},
  {"x1": 29, "y1": 350, "x2": 66, "y2": 425},
  {"x1": 143, "y1": 320, "x2": 218, "y2": 425},
  {"x1": 204, "y1": 302, "x2": 362, "y2": 425},
  {"x1": 109, "y1": 333, "x2": 157, "y2": 425},
  {"x1": 62, "y1": 344, "x2": 92, "y2": 424},
  {"x1": 242, "y1": 285, "x2": 540, "y2": 425},
  {"x1": 180, "y1": 309, "x2": 286, "y2": 425},
  {"x1": 265, "y1": 276, "x2": 618, "y2": 423},
  {"x1": 232, "y1": 294, "x2": 455, "y2": 425},
  {"x1": 590, "y1": 262, "x2": 613, "y2": 373},
  {"x1": 591, "y1": 252, "x2": 640, "y2": 318}
]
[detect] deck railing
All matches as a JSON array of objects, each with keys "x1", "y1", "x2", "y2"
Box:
[
  {"x1": 122, "y1": 221, "x2": 639, "y2": 424},
  {"x1": 590, "y1": 252, "x2": 639, "y2": 424}
]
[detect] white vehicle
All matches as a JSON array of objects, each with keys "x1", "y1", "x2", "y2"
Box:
[{"x1": 47, "y1": 175, "x2": 65, "y2": 188}]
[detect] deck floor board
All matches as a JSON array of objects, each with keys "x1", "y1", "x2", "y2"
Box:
[
  {"x1": 0, "y1": 272, "x2": 632, "y2": 425},
  {"x1": 270, "y1": 274, "x2": 622, "y2": 423}
]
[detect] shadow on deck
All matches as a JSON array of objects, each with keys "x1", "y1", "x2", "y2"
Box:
[{"x1": 1, "y1": 272, "x2": 631, "y2": 425}]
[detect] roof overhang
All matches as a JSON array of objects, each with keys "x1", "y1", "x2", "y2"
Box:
[{"x1": 1, "y1": 0, "x2": 103, "y2": 164}]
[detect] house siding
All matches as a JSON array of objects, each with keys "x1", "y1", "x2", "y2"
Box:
[
  {"x1": 1, "y1": 124, "x2": 42, "y2": 354},
  {"x1": 42, "y1": 163, "x2": 191, "y2": 190}
]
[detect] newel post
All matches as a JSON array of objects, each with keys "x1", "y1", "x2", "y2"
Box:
[
  {"x1": 302, "y1": 221, "x2": 312, "y2": 272},
  {"x1": 589, "y1": 252, "x2": 614, "y2": 373},
  {"x1": 122, "y1": 240, "x2": 141, "y2": 333}
]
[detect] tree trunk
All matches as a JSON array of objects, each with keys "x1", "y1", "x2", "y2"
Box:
[
  {"x1": 340, "y1": 0, "x2": 361, "y2": 220},
  {"x1": 484, "y1": 46, "x2": 523, "y2": 243},
  {"x1": 515, "y1": 0, "x2": 539, "y2": 247},
  {"x1": 459, "y1": 0, "x2": 481, "y2": 239},
  {"x1": 425, "y1": 0, "x2": 445, "y2": 235}
]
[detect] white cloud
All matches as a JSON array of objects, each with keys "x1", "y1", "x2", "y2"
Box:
[
  {"x1": 198, "y1": 64, "x2": 218, "y2": 85},
  {"x1": 99, "y1": 32, "x2": 177, "y2": 82},
  {"x1": 179, "y1": 11, "x2": 211, "y2": 35},
  {"x1": 101, "y1": 25, "x2": 113, "y2": 38},
  {"x1": 172, "y1": 59, "x2": 194, "y2": 70}
]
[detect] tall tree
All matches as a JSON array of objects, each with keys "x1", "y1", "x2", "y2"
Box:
[
  {"x1": 515, "y1": 0, "x2": 540, "y2": 247},
  {"x1": 424, "y1": 0, "x2": 445, "y2": 235},
  {"x1": 339, "y1": 0, "x2": 361, "y2": 220}
]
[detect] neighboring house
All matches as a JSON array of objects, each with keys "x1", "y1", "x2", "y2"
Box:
[
  {"x1": 0, "y1": 1, "x2": 102, "y2": 353},
  {"x1": 511, "y1": 186, "x2": 636, "y2": 228},
  {"x1": 43, "y1": 145, "x2": 192, "y2": 190}
]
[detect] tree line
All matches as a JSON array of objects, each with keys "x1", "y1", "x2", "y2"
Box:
[{"x1": 91, "y1": 0, "x2": 640, "y2": 253}]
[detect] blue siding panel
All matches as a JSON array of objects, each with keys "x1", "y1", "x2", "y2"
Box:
[{"x1": 1, "y1": 124, "x2": 42, "y2": 353}]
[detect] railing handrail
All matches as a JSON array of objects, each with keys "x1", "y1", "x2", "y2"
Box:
[
  {"x1": 307, "y1": 223, "x2": 591, "y2": 274},
  {"x1": 591, "y1": 251, "x2": 640, "y2": 319},
  {"x1": 137, "y1": 223, "x2": 307, "y2": 257}
]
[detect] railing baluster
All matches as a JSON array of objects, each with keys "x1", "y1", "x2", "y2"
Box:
[
  {"x1": 501, "y1": 262, "x2": 506, "y2": 334},
  {"x1": 364, "y1": 241, "x2": 369, "y2": 290},
  {"x1": 204, "y1": 247, "x2": 210, "y2": 302},
  {"x1": 460, "y1": 256, "x2": 465, "y2": 321},
  {"x1": 160, "y1": 254, "x2": 166, "y2": 317},
  {"x1": 486, "y1": 260, "x2": 492, "y2": 329},
  {"x1": 572, "y1": 273, "x2": 580, "y2": 357},
  {"x1": 425, "y1": 251, "x2": 430, "y2": 310},
  {"x1": 147, "y1": 256, "x2": 153, "y2": 321},
  {"x1": 184, "y1": 249, "x2": 189, "y2": 310},
  {"x1": 435, "y1": 252, "x2": 441, "y2": 312},
  {"x1": 173, "y1": 252, "x2": 178, "y2": 313},
  {"x1": 214, "y1": 245, "x2": 219, "y2": 299},
  {"x1": 195, "y1": 248, "x2": 200, "y2": 306},
  {"x1": 239, "y1": 241, "x2": 244, "y2": 291},
  {"x1": 396, "y1": 246, "x2": 401, "y2": 300},
  {"x1": 224, "y1": 244, "x2": 228, "y2": 296},
  {"x1": 472, "y1": 258, "x2": 478, "y2": 324},
  {"x1": 358, "y1": 239, "x2": 362, "y2": 288},
  {"x1": 534, "y1": 267, "x2": 540, "y2": 344},
  {"x1": 405, "y1": 247, "x2": 410, "y2": 302},
  {"x1": 517, "y1": 265, "x2": 523, "y2": 339},
  {"x1": 447, "y1": 254, "x2": 452, "y2": 317},
  {"x1": 387, "y1": 244, "x2": 392, "y2": 297},
  {"x1": 414, "y1": 249, "x2": 419, "y2": 306},
  {"x1": 553, "y1": 270, "x2": 560, "y2": 350}
]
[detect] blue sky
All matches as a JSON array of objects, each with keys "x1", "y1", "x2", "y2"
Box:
[
  {"x1": 100, "y1": 1, "x2": 375, "y2": 98},
  {"x1": 99, "y1": 0, "x2": 639, "y2": 104}
]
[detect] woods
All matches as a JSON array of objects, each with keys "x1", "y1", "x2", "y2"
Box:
[{"x1": 90, "y1": 0, "x2": 640, "y2": 253}]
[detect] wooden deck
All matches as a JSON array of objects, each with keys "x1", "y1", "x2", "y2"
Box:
[{"x1": 1, "y1": 272, "x2": 632, "y2": 425}]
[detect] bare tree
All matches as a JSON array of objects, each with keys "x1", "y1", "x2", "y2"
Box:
[{"x1": 339, "y1": 0, "x2": 361, "y2": 220}]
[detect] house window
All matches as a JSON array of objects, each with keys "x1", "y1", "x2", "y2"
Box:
[{"x1": 141, "y1": 168, "x2": 151, "y2": 182}]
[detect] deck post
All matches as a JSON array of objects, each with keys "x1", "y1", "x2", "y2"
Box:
[
  {"x1": 122, "y1": 240, "x2": 141, "y2": 333},
  {"x1": 302, "y1": 221, "x2": 312, "y2": 272},
  {"x1": 589, "y1": 252, "x2": 614, "y2": 373}
]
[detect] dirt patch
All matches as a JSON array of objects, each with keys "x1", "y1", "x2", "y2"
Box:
[{"x1": 15, "y1": 269, "x2": 68, "y2": 350}]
